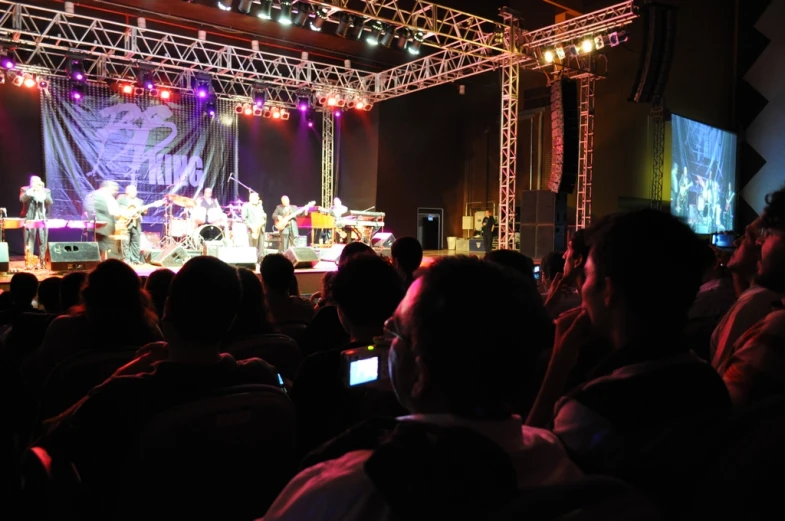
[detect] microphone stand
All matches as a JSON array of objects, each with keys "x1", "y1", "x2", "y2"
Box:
[{"x1": 227, "y1": 174, "x2": 255, "y2": 194}]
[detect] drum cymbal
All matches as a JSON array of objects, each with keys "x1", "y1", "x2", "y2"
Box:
[
  {"x1": 223, "y1": 204, "x2": 243, "y2": 210},
  {"x1": 166, "y1": 194, "x2": 196, "y2": 208}
]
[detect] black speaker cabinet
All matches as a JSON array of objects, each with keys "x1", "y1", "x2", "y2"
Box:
[
  {"x1": 284, "y1": 247, "x2": 319, "y2": 269},
  {"x1": 0, "y1": 242, "x2": 8, "y2": 273},
  {"x1": 47, "y1": 242, "x2": 101, "y2": 272},
  {"x1": 217, "y1": 246, "x2": 257, "y2": 270},
  {"x1": 150, "y1": 243, "x2": 189, "y2": 267}
]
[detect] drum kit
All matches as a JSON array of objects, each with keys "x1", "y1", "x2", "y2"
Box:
[{"x1": 161, "y1": 194, "x2": 250, "y2": 251}]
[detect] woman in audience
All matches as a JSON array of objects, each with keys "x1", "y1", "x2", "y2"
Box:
[
  {"x1": 59, "y1": 271, "x2": 86, "y2": 312},
  {"x1": 225, "y1": 268, "x2": 278, "y2": 344},
  {"x1": 144, "y1": 268, "x2": 175, "y2": 322}
]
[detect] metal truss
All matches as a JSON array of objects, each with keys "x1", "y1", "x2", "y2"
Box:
[
  {"x1": 321, "y1": 110, "x2": 335, "y2": 208},
  {"x1": 497, "y1": 16, "x2": 521, "y2": 251},
  {"x1": 576, "y1": 76, "x2": 595, "y2": 230},
  {"x1": 650, "y1": 104, "x2": 665, "y2": 210}
]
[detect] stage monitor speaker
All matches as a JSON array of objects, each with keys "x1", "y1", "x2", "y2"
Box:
[
  {"x1": 284, "y1": 247, "x2": 319, "y2": 269},
  {"x1": 218, "y1": 247, "x2": 257, "y2": 270},
  {"x1": 202, "y1": 240, "x2": 224, "y2": 258},
  {"x1": 372, "y1": 232, "x2": 396, "y2": 249},
  {"x1": 629, "y1": 3, "x2": 677, "y2": 105},
  {"x1": 150, "y1": 243, "x2": 189, "y2": 267},
  {"x1": 47, "y1": 242, "x2": 100, "y2": 272},
  {"x1": 0, "y1": 242, "x2": 8, "y2": 273},
  {"x1": 549, "y1": 78, "x2": 579, "y2": 194}
]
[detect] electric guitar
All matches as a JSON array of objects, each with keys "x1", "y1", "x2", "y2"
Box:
[
  {"x1": 274, "y1": 201, "x2": 316, "y2": 231},
  {"x1": 117, "y1": 199, "x2": 165, "y2": 228}
]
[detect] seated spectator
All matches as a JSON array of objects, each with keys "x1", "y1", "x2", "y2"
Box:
[
  {"x1": 0, "y1": 272, "x2": 39, "y2": 328},
  {"x1": 539, "y1": 251, "x2": 565, "y2": 295},
  {"x1": 719, "y1": 186, "x2": 785, "y2": 406},
  {"x1": 36, "y1": 257, "x2": 280, "y2": 488},
  {"x1": 529, "y1": 209, "x2": 731, "y2": 476},
  {"x1": 265, "y1": 257, "x2": 581, "y2": 521},
  {"x1": 300, "y1": 271, "x2": 349, "y2": 357},
  {"x1": 261, "y1": 254, "x2": 314, "y2": 325},
  {"x1": 24, "y1": 260, "x2": 162, "y2": 388},
  {"x1": 711, "y1": 218, "x2": 781, "y2": 369},
  {"x1": 544, "y1": 230, "x2": 588, "y2": 319},
  {"x1": 485, "y1": 249, "x2": 535, "y2": 280},
  {"x1": 390, "y1": 236, "x2": 423, "y2": 289},
  {"x1": 338, "y1": 241, "x2": 374, "y2": 268},
  {"x1": 59, "y1": 271, "x2": 86, "y2": 312},
  {"x1": 225, "y1": 267, "x2": 278, "y2": 344},
  {"x1": 144, "y1": 268, "x2": 175, "y2": 321},
  {"x1": 292, "y1": 254, "x2": 406, "y2": 454},
  {"x1": 36, "y1": 277, "x2": 62, "y2": 314}
]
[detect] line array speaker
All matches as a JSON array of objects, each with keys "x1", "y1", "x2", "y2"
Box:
[
  {"x1": 629, "y1": 2, "x2": 678, "y2": 105},
  {"x1": 549, "y1": 78, "x2": 579, "y2": 194}
]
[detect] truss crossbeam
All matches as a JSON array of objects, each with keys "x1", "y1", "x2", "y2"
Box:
[{"x1": 576, "y1": 76, "x2": 595, "y2": 230}]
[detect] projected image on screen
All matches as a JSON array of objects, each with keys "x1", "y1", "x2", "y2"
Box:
[{"x1": 671, "y1": 115, "x2": 738, "y2": 234}]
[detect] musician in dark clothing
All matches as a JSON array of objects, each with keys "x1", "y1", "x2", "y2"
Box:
[
  {"x1": 85, "y1": 181, "x2": 121, "y2": 259},
  {"x1": 117, "y1": 185, "x2": 146, "y2": 265},
  {"x1": 19, "y1": 175, "x2": 53, "y2": 263},
  {"x1": 481, "y1": 210, "x2": 496, "y2": 254},
  {"x1": 272, "y1": 196, "x2": 299, "y2": 252}
]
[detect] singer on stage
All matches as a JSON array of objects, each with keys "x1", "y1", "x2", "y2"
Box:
[{"x1": 20, "y1": 175, "x2": 53, "y2": 264}]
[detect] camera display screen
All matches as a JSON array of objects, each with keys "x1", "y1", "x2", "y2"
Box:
[{"x1": 349, "y1": 357, "x2": 379, "y2": 386}]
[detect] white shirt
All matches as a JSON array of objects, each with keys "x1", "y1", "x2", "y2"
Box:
[{"x1": 261, "y1": 414, "x2": 582, "y2": 521}]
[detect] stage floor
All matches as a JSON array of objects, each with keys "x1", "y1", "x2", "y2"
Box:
[{"x1": 0, "y1": 249, "x2": 475, "y2": 294}]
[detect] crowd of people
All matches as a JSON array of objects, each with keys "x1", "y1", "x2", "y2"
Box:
[{"x1": 1, "y1": 186, "x2": 785, "y2": 520}]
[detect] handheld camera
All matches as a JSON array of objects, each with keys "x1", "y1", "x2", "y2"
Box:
[{"x1": 342, "y1": 344, "x2": 388, "y2": 388}]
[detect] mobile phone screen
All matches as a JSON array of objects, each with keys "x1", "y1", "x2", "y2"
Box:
[{"x1": 349, "y1": 357, "x2": 379, "y2": 386}]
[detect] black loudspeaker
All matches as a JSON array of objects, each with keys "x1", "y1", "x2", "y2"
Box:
[
  {"x1": 217, "y1": 246, "x2": 257, "y2": 270},
  {"x1": 202, "y1": 240, "x2": 224, "y2": 258},
  {"x1": 284, "y1": 247, "x2": 319, "y2": 269},
  {"x1": 520, "y1": 191, "x2": 567, "y2": 259},
  {"x1": 47, "y1": 242, "x2": 101, "y2": 272},
  {"x1": 150, "y1": 243, "x2": 189, "y2": 267},
  {"x1": 0, "y1": 242, "x2": 8, "y2": 273},
  {"x1": 549, "y1": 79, "x2": 579, "y2": 194},
  {"x1": 371, "y1": 232, "x2": 396, "y2": 249},
  {"x1": 629, "y1": 2, "x2": 677, "y2": 104}
]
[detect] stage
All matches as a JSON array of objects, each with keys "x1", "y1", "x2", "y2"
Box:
[{"x1": 0, "y1": 249, "x2": 463, "y2": 295}]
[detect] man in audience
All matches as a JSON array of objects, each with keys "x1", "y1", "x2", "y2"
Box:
[
  {"x1": 261, "y1": 254, "x2": 314, "y2": 324},
  {"x1": 485, "y1": 249, "x2": 535, "y2": 281},
  {"x1": 544, "y1": 230, "x2": 588, "y2": 319},
  {"x1": 390, "y1": 236, "x2": 423, "y2": 289},
  {"x1": 529, "y1": 209, "x2": 731, "y2": 475},
  {"x1": 0, "y1": 272, "x2": 39, "y2": 328},
  {"x1": 719, "y1": 186, "x2": 785, "y2": 405},
  {"x1": 539, "y1": 251, "x2": 565, "y2": 295},
  {"x1": 710, "y1": 218, "x2": 781, "y2": 369},
  {"x1": 265, "y1": 257, "x2": 580, "y2": 521},
  {"x1": 37, "y1": 257, "x2": 280, "y2": 484}
]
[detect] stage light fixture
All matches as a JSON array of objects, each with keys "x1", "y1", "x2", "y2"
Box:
[
  {"x1": 134, "y1": 86, "x2": 145, "y2": 96},
  {"x1": 121, "y1": 84, "x2": 134, "y2": 95},
  {"x1": 205, "y1": 98, "x2": 217, "y2": 117},
  {"x1": 70, "y1": 82, "x2": 85, "y2": 100},
  {"x1": 346, "y1": 98, "x2": 357, "y2": 109},
  {"x1": 362, "y1": 100, "x2": 373, "y2": 112},
  {"x1": 396, "y1": 29, "x2": 411, "y2": 51},
  {"x1": 297, "y1": 96, "x2": 310, "y2": 111},
  {"x1": 569, "y1": 44, "x2": 579, "y2": 56},
  {"x1": 582, "y1": 39, "x2": 593, "y2": 53},
  {"x1": 348, "y1": 18, "x2": 365, "y2": 41},
  {"x1": 262, "y1": 107, "x2": 272, "y2": 118},
  {"x1": 38, "y1": 78, "x2": 49, "y2": 90},
  {"x1": 544, "y1": 50, "x2": 555, "y2": 63},
  {"x1": 327, "y1": 93, "x2": 338, "y2": 107},
  {"x1": 253, "y1": 89, "x2": 267, "y2": 107},
  {"x1": 307, "y1": 115, "x2": 314, "y2": 128},
  {"x1": 316, "y1": 91, "x2": 328, "y2": 105},
  {"x1": 336, "y1": 14, "x2": 351, "y2": 38},
  {"x1": 594, "y1": 35, "x2": 605, "y2": 50},
  {"x1": 160, "y1": 89, "x2": 171, "y2": 100},
  {"x1": 334, "y1": 109, "x2": 342, "y2": 118},
  {"x1": 235, "y1": 103, "x2": 244, "y2": 114},
  {"x1": 244, "y1": 103, "x2": 253, "y2": 116},
  {"x1": 293, "y1": 4, "x2": 311, "y2": 27},
  {"x1": 279, "y1": 1, "x2": 293, "y2": 25},
  {"x1": 257, "y1": 0, "x2": 273, "y2": 19},
  {"x1": 609, "y1": 31, "x2": 628, "y2": 47},
  {"x1": 366, "y1": 21, "x2": 383, "y2": 46},
  {"x1": 67, "y1": 58, "x2": 85, "y2": 82},
  {"x1": 237, "y1": 0, "x2": 253, "y2": 14},
  {"x1": 23, "y1": 74, "x2": 36, "y2": 88},
  {"x1": 0, "y1": 75, "x2": 5, "y2": 85},
  {"x1": 1, "y1": 55, "x2": 15, "y2": 70},
  {"x1": 253, "y1": 105, "x2": 263, "y2": 117},
  {"x1": 11, "y1": 74, "x2": 23, "y2": 87},
  {"x1": 555, "y1": 47, "x2": 566, "y2": 60},
  {"x1": 194, "y1": 76, "x2": 212, "y2": 99},
  {"x1": 379, "y1": 26, "x2": 395, "y2": 48},
  {"x1": 408, "y1": 31, "x2": 424, "y2": 55},
  {"x1": 310, "y1": 7, "x2": 329, "y2": 31},
  {"x1": 354, "y1": 100, "x2": 364, "y2": 110},
  {"x1": 272, "y1": 107, "x2": 281, "y2": 119},
  {"x1": 280, "y1": 109, "x2": 290, "y2": 120}
]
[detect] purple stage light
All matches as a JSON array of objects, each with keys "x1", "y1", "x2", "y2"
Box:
[
  {"x1": 74, "y1": 72, "x2": 84, "y2": 81},
  {"x1": 198, "y1": 89, "x2": 208, "y2": 99},
  {"x1": 72, "y1": 92, "x2": 82, "y2": 100},
  {"x1": 146, "y1": 82, "x2": 154, "y2": 90},
  {"x1": 308, "y1": 121, "x2": 314, "y2": 128},
  {"x1": 1, "y1": 57, "x2": 14, "y2": 69},
  {"x1": 334, "y1": 110, "x2": 341, "y2": 118},
  {"x1": 299, "y1": 103, "x2": 308, "y2": 111}
]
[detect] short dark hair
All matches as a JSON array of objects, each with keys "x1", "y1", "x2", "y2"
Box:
[
  {"x1": 332, "y1": 254, "x2": 404, "y2": 327},
  {"x1": 10, "y1": 272, "x2": 38, "y2": 307},
  {"x1": 390, "y1": 236, "x2": 423, "y2": 275},
  {"x1": 167, "y1": 257, "x2": 241, "y2": 344},
  {"x1": 37, "y1": 277, "x2": 62, "y2": 313},
  {"x1": 761, "y1": 185, "x2": 785, "y2": 232},
  {"x1": 589, "y1": 209, "x2": 705, "y2": 329},
  {"x1": 260, "y1": 254, "x2": 295, "y2": 292},
  {"x1": 408, "y1": 256, "x2": 549, "y2": 419},
  {"x1": 541, "y1": 251, "x2": 565, "y2": 281},
  {"x1": 484, "y1": 250, "x2": 535, "y2": 280},
  {"x1": 338, "y1": 241, "x2": 374, "y2": 267},
  {"x1": 568, "y1": 229, "x2": 590, "y2": 261}
]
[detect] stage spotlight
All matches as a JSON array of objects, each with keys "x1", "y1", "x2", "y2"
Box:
[
  {"x1": 253, "y1": 105, "x2": 263, "y2": 116},
  {"x1": 262, "y1": 107, "x2": 272, "y2": 118},
  {"x1": 569, "y1": 44, "x2": 579, "y2": 56},
  {"x1": 362, "y1": 101, "x2": 373, "y2": 112},
  {"x1": 408, "y1": 31, "x2": 424, "y2": 55},
  {"x1": 244, "y1": 103, "x2": 253, "y2": 116},
  {"x1": 594, "y1": 35, "x2": 605, "y2": 50},
  {"x1": 38, "y1": 78, "x2": 49, "y2": 90},
  {"x1": 237, "y1": 0, "x2": 252, "y2": 14},
  {"x1": 366, "y1": 21, "x2": 383, "y2": 45},
  {"x1": 279, "y1": 1, "x2": 292, "y2": 25},
  {"x1": 327, "y1": 93, "x2": 338, "y2": 107},
  {"x1": 160, "y1": 89, "x2": 171, "y2": 100},
  {"x1": 235, "y1": 103, "x2": 244, "y2": 114},
  {"x1": 297, "y1": 96, "x2": 310, "y2": 111},
  {"x1": 253, "y1": 89, "x2": 267, "y2": 107},
  {"x1": 346, "y1": 98, "x2": 357, "y2": 109},
  {"x1": 272, "y1": 107, "x2": 281, "y2": 119},
  {"x1": 257, "y1": 0, "x2": 273, "y2": 19},
  {"x1": 67, "y1": 58, "x2": 85, "y2": 82},
  {"x1": 194, "y1": 77, "x2": 211, "y2": 99},
  {"x1": 348, "y1": 18, "x2": 365, "y2": 41},
  {"x1": 544, "y1": 50, "x2": 555, "y2": 63},
  {"x1": 379, "y1": 26, "x2": 395, "y2": 48},
  {"x1": 316, "y1": 91, "x2": 328, "y2": 106},
  {"x1": 70, "y1": 82, "x2": 85, "y2": 100},
  {"x1": 217, "y1": 0, "x2": 233, "y2": 11},
  {"x1": 205, "y1": 98, "x2": 217, "y2": 117},
  {"x1": 1, "y1": 55, "x2": 14, "y2": 69},
  {"x1": 11, "y1": 74, "x2": 23, "y2": 87},
  {"x1": 396, "y1": 29, "x2": 411, "y2": 51},
  {"x1": 121, "y1": 84, "x2": 134, "y2": 95},
  {"x1": 336, "y1": 14, "x2": 351, "y2": 38},
  {"x1": 555, "y1": 47, "x2": 566, "y2": 59},
  {"x1": 608, "y1": 30, "x2": 628, "y2": 47},
  {"x1": 310, "y1": 6, "x2": 329, "y2": 31},
  {"x1": 138, "y1": 69, "x2": 155, "y2": 91},
  {"x1": 307, "y1": 115, "x2": 314, "y2": 128},
  {"x1": 280, "y1": 109, "x2": 290, "y2": 120},
  {"x1": 582, "y1": 39, "x2": 593, "y2": 53},
  {"x1": 293, "y1": 4, "x2": 310, "y2": 27},
  {"x1": 334, "y1": 109, "x2": 342, "y2": 118},
  {"x1": 354, "y1": 100, "x2": 364, "y2": 110},
  {"x1": 23, "y1": 74, "x2": 36, "y2": 88}
]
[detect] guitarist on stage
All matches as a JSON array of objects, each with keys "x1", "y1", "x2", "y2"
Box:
[
  {"x1": 117, "y1": 185, "x2": 148, "y2": 265},
  {"x1": 273, "y1": 195, "x2": 314, "y2": 252}
]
